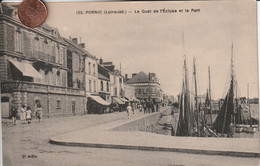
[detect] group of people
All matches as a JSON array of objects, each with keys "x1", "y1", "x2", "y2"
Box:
[
  {"x1": 10, "y1": 103, "x2": 44, "y2": 125},
  {"x1": 126, "y1": 101, "x2": 160, "y2": 119},
  {"x1": 141, "y1": 101, "x2": 159, "y2": 114}
]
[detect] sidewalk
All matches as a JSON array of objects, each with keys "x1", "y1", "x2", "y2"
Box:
[{"x1": 49, "y1": 107, "x2": 260, "y2": 158}]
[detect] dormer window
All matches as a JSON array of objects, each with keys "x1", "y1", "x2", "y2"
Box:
[
  {"x1": 44, "y1": 38, "x2": 48, "y2": 44},
  {"x1": 34, "y1": 36, "x2": 40, "y2": 52}
]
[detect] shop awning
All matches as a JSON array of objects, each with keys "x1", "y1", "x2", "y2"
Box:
[
  {"x1": 90, "y1": 95, "x2": 110, "y2": 106},
  {"x1": 125, "y1": 96, "x2": 139, "y2": 102},
  {"x1": 8, "y1": 59, "x2": 43, "y2": 79},
  {"x1": 113, "y1": 97, "x2": 124, "y2": 105},
  {"x1": 120, "y1": 97, "x2": 128, "y2": 102},
  {"x1": 133, "y1": 97, "x2": 140, "y2": 102}
]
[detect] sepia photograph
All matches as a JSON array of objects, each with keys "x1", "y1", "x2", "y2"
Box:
[{"x1": 0, "y1": 0, "x2": 259, "y2": 165}]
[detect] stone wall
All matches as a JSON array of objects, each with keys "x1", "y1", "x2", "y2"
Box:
[
  {"x1": 111, "y1": 106, "x2": 170, "y2": 132},
  {"x1": 9, "y1": 92, "x2": 85, "y2": 118}
]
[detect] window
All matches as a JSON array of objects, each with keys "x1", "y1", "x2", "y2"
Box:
[
  {"x1": 60, "y1": 47, "x2": 63, "y2": 64},
  {"x1": 114, "y1": 87, "x2": 117, "y2": 96},
  {"x1": 94, "y1": 80, "x2": 96, "y2": 92},
  {"x1": 57, "y1": 100, "x2": 61, "y2": 109},
  {"x1": 15, "y1": 31, "x2": 22, "y2": 52},
  {"x1": 88, "y1": 62, "x2": 91, "y2": 74},
  {"x1": 93, "y1": 64, "x2": 95, "y2": 75},
  {"x1": 39, "y1": 38, "x2": 43, "y2": 53},
  {"x1": 89, "y1": 80, "x2": 92, "y2": 92},
  {"x1": 43, "y1": 39, "x2": 48, "y2": 54},
  {"x1": 56, "y1": 45, "x2": 60, "y2": 63},
  {"x1": 107, "y1": 82, "x2": 109, "y2": 92},
  {"x1": 34, "y1": 37, "x2": 39, "y2": 52},
  {"x1": 59, "y1": 47, "x2": 65, "y2": 65},
  {"x1": 101, "y1": 81, "x2": 103, "y2": 91},
  {"x1": 113, "y1": 75, "x2": 116, "y2": 83}
]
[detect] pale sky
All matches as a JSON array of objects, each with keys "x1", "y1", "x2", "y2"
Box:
[{"x1": 45, "y1": 0, "x2": 258, "y2": 99}]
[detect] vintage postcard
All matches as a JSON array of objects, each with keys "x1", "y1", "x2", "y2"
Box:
[{"x1": 0, "y1": 0, "x2": 259, "y2": 165}]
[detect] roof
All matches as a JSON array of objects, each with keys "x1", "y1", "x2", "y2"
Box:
[
  {"x1": 1, "y1": 4, "x2": 66, "y2": 45},
  {"x1": 126, "y1": 71, "x2": 150, "y2": 84},
  {"x1": 63, "y1": 38, "x2": 98, "y2": 60},
  {"x1": 98, "y1": 73, "x2": 109, "y2": 81}
]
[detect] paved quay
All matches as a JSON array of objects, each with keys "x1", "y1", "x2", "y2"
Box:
[{"x1": 50, "y1": 107, "x2": 260, "y2": 158}]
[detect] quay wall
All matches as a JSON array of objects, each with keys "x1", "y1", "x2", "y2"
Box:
[{"x1": 111, "y1": 106, "x2": 171, "y2": 132}]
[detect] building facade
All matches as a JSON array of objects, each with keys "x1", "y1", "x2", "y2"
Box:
[
  {"x1": 0, "y1": 4, "x2": 85, "y2": 118},
  {"x1": 101, "y1": 61, "x2": 125, "y2": 104},
  {"x1": 98, "y1": 63, "x2": 111, "y2": 102},
  {"x1": 125, "y1": 72, "x2": 162, "y2": 102},
  {"x1": 123, "y1": 84, "x2": 136, "y2": 101}
]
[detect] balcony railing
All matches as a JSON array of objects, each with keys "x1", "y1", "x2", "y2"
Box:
[
  {"x1": 1, "y1": 81, "x2": 85, "y2": 96},
  {"x1": 32, "y1": 51, "x2": 56, "y2": 64}
]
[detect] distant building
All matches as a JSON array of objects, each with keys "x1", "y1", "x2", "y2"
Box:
[
  {"x1": 249, "y1": 97, "x2": 259, "y2": 104},
  {"x1": 100, "y1": 60, "x2": 125, "y2": 105},
  {"x1": 123, "y1": 84, "x2": 137, "y2": 101},
  {"x1": 125, "y1": 71, "x2": 162, "y2": 102},
  {"x1": 0, "y1": 4, "x2": 85, "y2": 118},
  {"x1": 98, "y1": 63, "x2": 111, "y2": 102},
  {"x1": 63, "y1": 37, "x2": 85, "y2": 90}
]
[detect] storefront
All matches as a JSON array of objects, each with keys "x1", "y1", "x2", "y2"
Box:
[{"x1": 87, "y1": 95, "x2": 110, "y2": 114}]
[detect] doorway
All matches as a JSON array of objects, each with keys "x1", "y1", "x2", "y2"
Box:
[{"x1": 1, "y1": 97, "x2": 10, "y2": 118}]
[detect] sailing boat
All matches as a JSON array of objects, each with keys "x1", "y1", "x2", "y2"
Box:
[
  {"x1": 212, "y1": 44, "x2": 235, "y2": 136},
  {"x1": 242, "y1": 83, "x2": 258, "y2": 133},
  {"x1": 176, "y1": 55, "x2": 195, "y2": 136}
]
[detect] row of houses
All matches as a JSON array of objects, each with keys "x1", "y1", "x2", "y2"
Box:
[{"x1": 0, "y1": 4, "x2": 164, "y2": 118}]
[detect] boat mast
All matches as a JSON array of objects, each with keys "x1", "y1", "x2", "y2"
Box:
[
  {"x1": 193, "y1": 57, "x2": 200, "y2": 136},
  {"x1": 235, "y1": 80, "x2": 239, "y2": 125},
  {"x1": 221, "y1": 43, "x2": 234, "y2": 135},
  {"x1": 247, "y1": 83, "x2": 252, "y2": 127},
  {"x1": 208, "y1": 66, "x2": 213, "y2": 124}
]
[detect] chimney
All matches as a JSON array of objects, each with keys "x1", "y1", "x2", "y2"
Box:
[
  {"x1": 72, "y1": 38, "x2": 78, "y2": 44},
  {"x1": 79, "y1": 43, "x2": 85, "y2": 48},
  {"x1": 132, "y1": 73, "x2": 137, "y2": 77},
  {"x1": 148, "y1": 73, "x2": 156, "y2": 81},
  {"x1": 100, "y1": 58, "x2": 103, "y2": 64}
]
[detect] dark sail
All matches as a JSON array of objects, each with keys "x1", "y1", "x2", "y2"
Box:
[
  {"x1": 212, "y1": 78, "x2": 234, "y2": 134},
  {"x1": 176, "y1": 58, "x2": 194, "y2": 136}
]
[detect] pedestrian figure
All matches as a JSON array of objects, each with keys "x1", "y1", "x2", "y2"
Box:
[
  {"x1": 11, "y1": 105, "x2": 18, "y2": 125},
  {"x1": 26, "y1": 106, "x2": 32, "y2": 124},
  {"x1": 132, "y1": 103, "x2": 135, "y2": 114},
  {"x1": 147, "y1": 102, "x2": 151, "y2": 113},
  {"x1": 143, "y1": 102, "x2": 147, "y2": 114},
  {"x1": 138, "y1": 104, "x2": 142, "y2": 112},
  {"x1": 156, "y1": 102, "x2": 159, "y2": 112},
  {"x1": 151, "y1": 99, "x2": 156, "y2": 113},
  {"x1": 20, "y1": 104, "x2": 26, "y2": 123},
  {"x1": 36, "y1": 104, "x2": 43, "y2": 122},
  {"x1": 126, "y1": 103, "x2": 132, "y2": 119}
]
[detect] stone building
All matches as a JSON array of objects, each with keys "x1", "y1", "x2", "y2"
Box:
[
  {"x1": 98, "y1": 63, "x2": 111, "y2": 102},
  {"x1": 63, "y1": 37, "x2": 85, "y2": 90},
  {"x1": 0, "y1": 4, "x2": 85, "y2": 118},
  {"x1": 125, "y1": 71, "x2": 162, "y2": 102},
  {"x1": 123, "y1": 84, "x2": 137, "y2": 101},
  {"x1": 101, "y1": 61, "x2": 125, "y2": 105}
]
